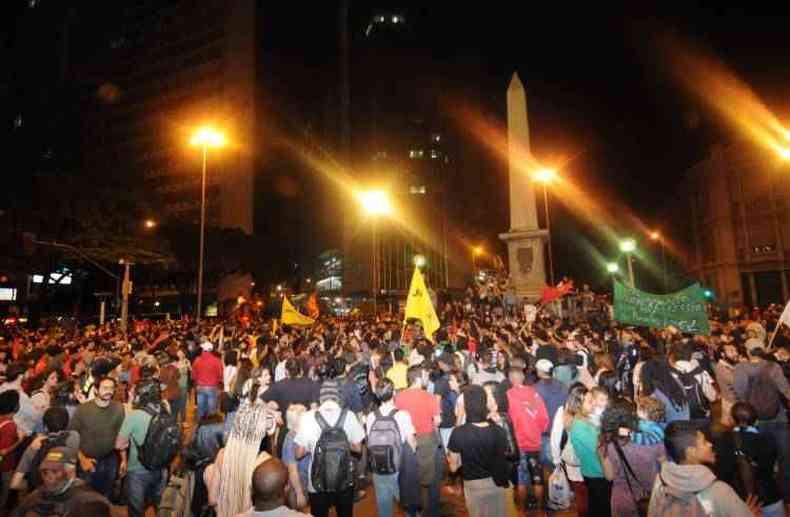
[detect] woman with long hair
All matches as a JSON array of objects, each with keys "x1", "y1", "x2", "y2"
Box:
[
  {"x1": 550, "y1": 383, "x2": 588, "y2": 516},
  {"x1": 569, "y1": 386, "x2": 610, "y2": 517},
  {"x1": 639, "y1": 358, "x2": 688, "y2": 422},
  {"x1": 29, "y1": 368, "x2": 61, "y2": 428},
  {"x1": 599, "y1": 399, "x2": 664, "y2": 517}
]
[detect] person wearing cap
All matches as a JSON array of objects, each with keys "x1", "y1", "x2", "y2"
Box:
[
  {"x1": 294, "y1": 378, "x2": 364, "y2": 517},
  {"x1": 193, "y1": 340, "x2": 223, "y2": 420},
  {"x1": 12, "y1": 446, "x2": 110, "y2": 517},
  {"x1": 734, "y1": 336, "x2": 790, "y2": 497},
  {"x1": 532, "y1": 359, "x2": 567, "y2": 468}
]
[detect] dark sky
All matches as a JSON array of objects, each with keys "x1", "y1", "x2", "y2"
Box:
[{"x1": 258, "y1": 5, "x2": 790, "y2": 287}]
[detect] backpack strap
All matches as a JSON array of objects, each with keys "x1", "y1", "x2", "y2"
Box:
[
  {"x1": 334, "y1": 409, "x2": 347, "y2": 429},
  {"x1": 315, "y1": 411, "x2": 329, "y2": 431}
]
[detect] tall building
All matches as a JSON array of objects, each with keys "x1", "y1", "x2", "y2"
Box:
[
  {"x1": 73, "y1": 0, "x2": 257, "y2": 234},
  {"x1": 341, "y1": 9, "x2": 472, "y2": 297},
  {"x1": 682, "y1": 141, "x2": 790, "y2": 306}
]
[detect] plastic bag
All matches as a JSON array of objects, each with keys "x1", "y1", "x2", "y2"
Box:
[{"x1": 546, "y1": 463, "x2": 572, "y2": 511}]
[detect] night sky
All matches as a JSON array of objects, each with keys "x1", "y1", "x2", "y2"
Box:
[{"x1": 5, "y1": 4, "x2": 790, "y2": 290}]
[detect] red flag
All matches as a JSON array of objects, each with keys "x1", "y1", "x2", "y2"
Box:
[
  {"x1": 541, "y1": 279, "x2": 574, "y2": 304},
  {"x1": 306, "y1": 291, "x2": 320, "y2": 319}
]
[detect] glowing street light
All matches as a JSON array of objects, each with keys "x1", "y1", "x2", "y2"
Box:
[
  {"x1": 357, "y1": 190, "x2": 392, "y2": 216},
  {"x1": 356, "y1": 190, "x2": 392, "y2": 313},
  {"x1": 190, "y1": 126, "x2": 226, "y2": 323},
  {"x1": 620, "y1": 238, "x2": 637, "y2": 287},
  {"x1": 533, "y1": 169, "x2": 558, "y2": 285},
  {"x1": 606, "y1": 262, "x2": 619, "y2": 274},
  {"x1": 472, "y1": 246, "x2": 483, "y2": 271},
  {"x1": 650, "y1": 231, "x2": 669, "y2": 292},
  {"x1": 414, "y1": 254, "x2": 426, "y2": 268},
  {"x1": 649, "y1": 231, "x2": 660, "y2": 241},
  {"x1": 780, "y1": 148, "x2": 790, "y2": 161},
  {"x1": 144, "y1": 219, "x2": 157, "y2": 229}
]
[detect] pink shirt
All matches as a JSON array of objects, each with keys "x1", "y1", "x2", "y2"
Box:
[{"x1": 507, "y1": 384, "x2": 549, "y2": 452}]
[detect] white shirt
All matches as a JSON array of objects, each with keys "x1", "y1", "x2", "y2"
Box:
[
  {"x1": 294, "y1": 401, "x2": 365, "y2": 493},
  {"x1": 365, "y1": 401, "x2": 415, "y2": 444},
  {"x1": 274, "y1": 361, "x2": 287, "y2": 382},
  {"x1": 673, "y1": 360, "x2": 718, "y2": 402},
  {"x1": 548, "y1": 406, "x2": 583, "y2": 482},
  {"x1": 224, "y1": 365, "x2": 237, "y2": 392}
]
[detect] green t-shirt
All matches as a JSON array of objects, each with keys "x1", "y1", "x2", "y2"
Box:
[
  {"x1": 569, "y1": 418, "x2": 603, "y2": 478},
  {"x1": 119, "y1": 409, "x2": 154, "y2": 472},
  {"x1": 68, "y1": 400, "x2": 125, "y2": 459}
]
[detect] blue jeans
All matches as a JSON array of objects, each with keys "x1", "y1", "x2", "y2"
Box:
[
  {"x1": 196, "y1": 386, "x2": 218, "y2": 420},
  {"x1": 83, "y1": 453, "x2": 118, "y2": 499},
  {"x1": 373, "y1": 472, "x2": 400, "y2": 517},
  {"x1": 758, "y1": 419, "x2": 790, "y2": 498},
  {"x1": 541, "y1": 434, "x2": 554, "y2": 469},
  {"x1": 125, "y1": 468, "x2": 166, "y2": 517}
]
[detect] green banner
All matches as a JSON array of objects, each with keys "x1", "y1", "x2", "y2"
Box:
[{"x1": 613, "y1": 280, "x2": 710, "y2": 335}]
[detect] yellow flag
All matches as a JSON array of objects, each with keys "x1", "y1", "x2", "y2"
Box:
[
  {"x1": 403, "y1": 266, "x2": 440, "y2": 342},
  {"x1": 281, "y1": 296, "x2": 315, "y2": 326}
]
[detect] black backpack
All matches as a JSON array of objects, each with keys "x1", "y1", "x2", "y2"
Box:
[
  {"x1": 310, "y1": 409, "x2": 355, "y2": 493},
  {"x1": 368, "y1": 408, "x2": 402, "y2": 475},
  {"x1": 673, "y1": 367, "x2": 709, "y2": 419},
  {"x1": 133, "y1": 405, "x2": 182, "y2": 471},
  {"x1": 28, "y1": 431, "x2": 70, "y2": 489},
  {"x1": 747, "y1": 364, "x2": 781, "y2": 420},
  {"x1": 496, "y1": 414, "x2": 519, "y2": 462}
]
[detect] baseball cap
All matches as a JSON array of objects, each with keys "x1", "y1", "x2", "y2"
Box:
[
  {"x1": 201, "y1": 341, "x2": 214, "y2": 352},
  {"x1": 39, "y1": 446, "x2": 77, "y2": 470},
  {"x1": 535, "y1": 359, "x2": 554, "y2": 374},
  {"x1": 745, "y1": 338, "x2": 765, "y2": 354}
]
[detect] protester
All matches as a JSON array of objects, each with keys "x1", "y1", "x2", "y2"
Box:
[
  {"x1": 647, "y1": 420, "x2": 759, "y2": 516},
  {"x1": 193, "y1": 340, "x2": 223, "y2": 421},
  {"x1": 533, "y1": 358, "x2": 568, "y2": 466},
  {"x1": 239, "y1": 458, "x2": 311, "y2": 517},
  {"x1": 447, "y1": 384, "x2": 510, "y2": 517},
  {"x1": 0, "y1": 390, "x2": 22, "y2": 510},
  {"x1": 68, "y1": 376, "x2": 125, "y2": 499},
  {"x1": 549, "y1": 383, "x2": 588, "y2": 516},
  {"x1": 569, "y1": 386, "x2": 610, "y2": 516}
]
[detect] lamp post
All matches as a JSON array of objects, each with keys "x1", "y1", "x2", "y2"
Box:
[
  {"x1": 620, "y1": 238, "x2": 637, "y2": 288},
  {"x1": 357, "y1": 190, "x2": 392, "y2": 314},
  {"x1": 190, "y1": 126, "x2": 226, "y2": 322},
  {"x1": 472, "y1": 246, "x2": 483, "y2": 271},
  {"x1": 534, "y1": 169, "x2": 557, "y2": 286},
  {"x1": 606, "y1": 262, "x2": 619, "y2": 274},
  {"x1": 650, "y1": 231, "x2": 668, "y2": 292}
]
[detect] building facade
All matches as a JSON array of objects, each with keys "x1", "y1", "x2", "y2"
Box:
[
  {"x1": 75, "y1": 0, "x2": 257, "y2": 234},
  {"x1": 684, "y1": 142, "x2": 790, "y2": 307},
  {"x1": 341, "y1": 9, "x2": 472, "y2": 297}
]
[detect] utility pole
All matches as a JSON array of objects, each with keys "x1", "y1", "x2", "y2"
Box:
[{"x1": 120, "y1": 259, "x2": 133, "y2": 333}]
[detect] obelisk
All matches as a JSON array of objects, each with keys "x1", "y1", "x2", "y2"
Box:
[{"x1": 499, "y1": 72, "x2": 548, "y2": 300}]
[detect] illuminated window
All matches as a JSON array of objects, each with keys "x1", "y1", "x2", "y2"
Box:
[
  {"x1": 392, "y1": 15, "x2": 401, "y2": 23},
  {"x1": 410, "y1": 186, "x2": 427, "y2": 195},
  {"x1": 432, "y1": 133, "x2": 441, "y2": 142},
  {"x1": 13, "y1": 114, "x2": 22, "y2": 129},
  {"x1": 430, "y1": 149, "x2": 438, "y2": 159},
  {"x1": 375, "y1": 15, "x2": 385, "y2": 23},
  {"x1": 28, "y1": 0, "x2": 38, "y2": 7}
]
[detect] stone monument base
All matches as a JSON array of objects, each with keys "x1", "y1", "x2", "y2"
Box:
[{"x1": 499, "y1": 228, "x2": 549, "y2": 302}]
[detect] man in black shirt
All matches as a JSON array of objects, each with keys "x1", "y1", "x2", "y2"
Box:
[{"x1": 261, "y1": 358, "x2": 319, "y2": 456}]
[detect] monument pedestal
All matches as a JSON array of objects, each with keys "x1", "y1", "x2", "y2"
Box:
[{"x1": 499, "y1": 228, "x2": 548, "y2": 301}]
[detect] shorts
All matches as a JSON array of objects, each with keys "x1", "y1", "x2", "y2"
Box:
[{"x1": 517, "y1": 451, "x2": 544, "y2": 486}]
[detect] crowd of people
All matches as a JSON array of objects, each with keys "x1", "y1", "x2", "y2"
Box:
[{"x1": 0, "y1": 279, "x2": 789, "y2": 517}]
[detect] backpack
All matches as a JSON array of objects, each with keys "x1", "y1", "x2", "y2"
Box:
[
  {"x1": 133, "y1": 405, "x2": 182, "y2": 471},
  {"x1": 157, "y1": 470, "x2": 195, "y2": 517},
  {"x1": 368, "y1": 408, "x2": 402, "y2": 475},
  {"x1": 310, "y1": 409, "x2": 355, "y2": 492},
  {"x1": 673, "y1": 367, "x2": 709, "y2": 419},
  {"x1": 496, "y1": 414, "x2": 519, "y2": 462},
  {"x1": 747, "y1": 364, "x2": 781, "y2": 420},
  {"x1": 28, "y1": 431, "x2": 70, "y2": 489}
]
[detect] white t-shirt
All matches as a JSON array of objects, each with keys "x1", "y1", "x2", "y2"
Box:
[
  {"x1": 223, "y1": 365, "x2": 237, "y2": 392},
  {"x1": 294, "y1": 401, "x2": 366, "y2": 493},
  {"x1": 365, "y1": 402, "x2": 415, "y2": 444}
]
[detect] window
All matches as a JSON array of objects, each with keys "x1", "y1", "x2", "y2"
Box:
[
  {"x1": 430, "y1": 149, "x2": 439, "y2": 159},
  {"x1": 409, "y1": 149, "x2": 424, "y2": 159},
  {"x1": 432, "y1": 133, "x2": 441, "y2": 143},
  {"x1": 13, "y1": 114, "x2": 22, "y2": 129},
  {"x1": 28, "y1": 0, "x2": 38, "y2": 8},
  {"x1": 410, "y1": 185, "x2": 427, "y2": 195}
]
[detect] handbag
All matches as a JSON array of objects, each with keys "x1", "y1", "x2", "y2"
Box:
[{"x1": 613, "y1": 441, "x2": 650, "y2": 517}]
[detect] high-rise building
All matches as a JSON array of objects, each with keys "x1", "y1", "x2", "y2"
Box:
[
  {"x1": 682, "y1": 141, "x2": 790, "y2": 306},
  {"x1": 73, "y1": 0, "x2": 257, "y2": 234},
  {"x1": 341, "y1": 8, "x2": 472, "y2": 298}
]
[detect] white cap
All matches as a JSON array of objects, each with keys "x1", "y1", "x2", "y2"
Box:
[
  {"x1": 536, "y1": 359, "x2": 554, "y2": 374},
  {"x1": 201, "y1": 341, "x2": 214, "y2": 352}
]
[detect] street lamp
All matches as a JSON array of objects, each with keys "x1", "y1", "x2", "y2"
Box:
[
  {"x1": 414, "y1": 254, "x2": 426, "y2": 268},
  {"x1": 472, "y1": 246, "x2": 483, "y2": 271},
  {"x1": 619, "y1": 238, "x2": 637, "y2": 287},
  {"x1": 190, "y1": 125, "x2": 225, "y2": 322},
  {"x1": 144, "y1": 219, "x2": 157, "y2": 229},
  {"x1": 780, "y1": 148, "x2": 790, "y2": 161},
  {"x1": 650, "y1": 230, "x2": 669, "y2": 292},
  {"x1": 357, "y1": 190, "x2": 392, "y2": 314},
  {"x1": 533, "y1": 169, "x2": 557, "y2": 285},
  {"x1": 606, "y1": 262, "x2": 619, "y2": 274}
]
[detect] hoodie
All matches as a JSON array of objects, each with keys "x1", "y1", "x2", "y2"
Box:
[{"x1": 647, "y1": 461, "x2": 753, "y2": 517}]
